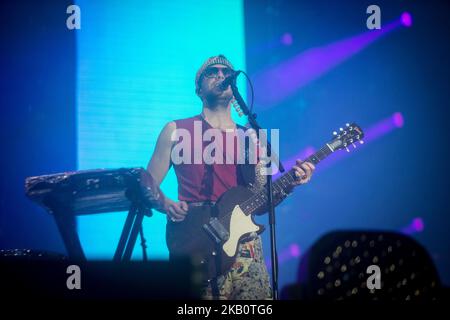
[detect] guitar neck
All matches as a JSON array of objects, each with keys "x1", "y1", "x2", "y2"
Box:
[
  {"x1": 241, "y1": 143, "x2": 335, "y2": 215},
  {"x1": 273, "y1": 143, "x2": 334, "y2": 192}
]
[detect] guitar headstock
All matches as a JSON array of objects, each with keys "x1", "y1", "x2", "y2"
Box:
[{"x1": 328, "y1": 123, "x2": 364, "y2": 152}]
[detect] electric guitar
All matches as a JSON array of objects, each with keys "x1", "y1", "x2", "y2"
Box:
[{"x1": 166, "y1": 123, "x2": 364, "y2": 280}]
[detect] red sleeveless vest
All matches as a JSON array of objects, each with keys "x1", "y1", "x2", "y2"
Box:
[{"x1": 171, "y1": 115, "x2": 242, "y2": 202}]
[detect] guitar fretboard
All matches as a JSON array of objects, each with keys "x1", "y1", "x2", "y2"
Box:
[{"x1": 239, "y1": 143, "x2": 334, "y2": 215}]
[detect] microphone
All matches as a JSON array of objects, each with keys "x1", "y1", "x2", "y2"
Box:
[{"x1": 217, "y1": 70, "x2": 241, "y2": 90}]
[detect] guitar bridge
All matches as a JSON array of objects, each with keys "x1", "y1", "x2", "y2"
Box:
[{"x1": 202, "y1": 218, "x2": 229, "y2": 244}]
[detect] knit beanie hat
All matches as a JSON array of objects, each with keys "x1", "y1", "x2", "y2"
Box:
[{"x1": 195, "y1": 54, "x2": 234, "y2": 95}]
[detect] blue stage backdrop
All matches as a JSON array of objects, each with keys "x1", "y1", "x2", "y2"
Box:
[
  {"x1": 245, "y1": 1, "x2": 450, "y2": 288},
  {"x1": 2, "y1": 0, "x2": 448, "y2": 293},
  {"x1": 75, "y1": 0, "x2": 247, "y2": 260}
]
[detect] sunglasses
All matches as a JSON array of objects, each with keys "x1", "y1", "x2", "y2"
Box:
[{"x1": 203, "y1": 66, "x2": 234, "y2": 79}]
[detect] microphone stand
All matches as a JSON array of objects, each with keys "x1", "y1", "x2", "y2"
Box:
[{"x1": 229, "y1": 76, "x2": 284, "y2": 300}]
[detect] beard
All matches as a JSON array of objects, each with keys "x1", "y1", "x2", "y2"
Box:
[{"x1": 203, "y1": 87, "x2": 233, "y2": 108}]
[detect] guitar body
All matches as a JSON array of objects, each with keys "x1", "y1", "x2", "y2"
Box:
[
  {"x1": 166, "y1": 122, "x2": 364, "y2": 281},
  {"x1": 166, "y1": 186, "x2": 265, "y2": 280}
]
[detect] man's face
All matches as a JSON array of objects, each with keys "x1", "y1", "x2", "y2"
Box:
[{"x1": 198, "y1": 64, "x2": 234, "y2": 104}]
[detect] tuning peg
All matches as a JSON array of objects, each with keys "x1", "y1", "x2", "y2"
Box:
[
  {"x1": 352, "y1": 143, "x2": 356, "y2": 148},
  {"x1": 346, "y1": 123, "x2": 350, "y2": 127},
  {"x1": 340, "y1": 128, "x2": 343, "y2": 131},
  {"x1": 333, "y1": 131, "x2": 337, "y2": 136},
  {"x1": 359, "y1": 140, "x2": 364, "y2": 144},
  {"x1": 346, "y1": 147, "x2": 350, "y2": 152}
]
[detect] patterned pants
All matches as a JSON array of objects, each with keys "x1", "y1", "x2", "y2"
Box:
[{"x1": 202, "y1": 236, "x2": 273, "y2": 300}]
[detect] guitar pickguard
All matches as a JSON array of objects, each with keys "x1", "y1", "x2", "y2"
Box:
[{"x1": 222, "y1": 205, "x2": 260, "y2": 257}]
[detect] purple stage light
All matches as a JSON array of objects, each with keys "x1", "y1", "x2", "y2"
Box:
[
  {"x1": 364, "y1": 112, "x2": 404, "y2": 141},
  {"x1": 266, "y1": 243, "x2": 302, "y2": 270},
  {"x1": 253, "y1": 20, "x2": 401, "y2": 109},
  {"x1": 281, "y1": 33, "x2": 293, "y2": 46},
  {"x1": 401, "y1": 217, "x2": 425, "y2": 235},
  {"x1": 289, "y1": 112, "x2": 405, "y2": 174},
  {"x1": 392, "y1": 112, "x2": 404, "y2": 127},
  {"x1": 412, "y1": 217, "x2": 424, "y2": 232},
  {"x1": 400, "y1": 12, "x2": 413, "y2": 27},
  {"x1": 289, "y1": 243, "x2": 301, "y2": 257},
  {"x1": 248, "y1": 32, "x2": 294, "y2": 56}
]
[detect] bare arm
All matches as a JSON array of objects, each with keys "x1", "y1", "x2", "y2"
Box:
[
  {"x1": 147, "y1": 121, "x2": 176, "y2": 186},
  {"x1": 146, "y1": 122, "x2": 188, "y2": 221}
]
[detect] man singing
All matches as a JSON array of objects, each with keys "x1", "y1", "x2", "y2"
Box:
[{"x1": 147, "y1": 55, "x2": 315, "y2": 299}]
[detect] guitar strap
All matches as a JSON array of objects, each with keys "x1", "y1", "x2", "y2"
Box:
[{"x1": 236, "y1": 124, "x2": 257, "y2": 189}]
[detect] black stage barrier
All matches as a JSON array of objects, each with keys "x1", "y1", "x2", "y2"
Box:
[
  {"x1": 0, "y1": 249, "x2": 202, "y2": 300},
  {"x1": 281, "y1": 230, "x2": 448, "y2": 302}
]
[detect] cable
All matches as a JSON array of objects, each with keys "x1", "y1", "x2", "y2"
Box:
[{"x1": 239, "y1": 70, "x2": 255, "y2": 113}]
